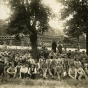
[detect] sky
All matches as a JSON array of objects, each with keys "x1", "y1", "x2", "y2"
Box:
[
  {"x1": 0, "y1": 0, "x2": 69, "y2": 35},
  {"x1": 0, "y1": 1, "x2": 11, "y2": 20}
]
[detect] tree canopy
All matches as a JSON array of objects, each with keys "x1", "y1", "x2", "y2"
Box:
[
  {"x1": 60, "y1": 0, "x2": 88, "y2": 54},
  {"x1": 60, "y1": 0, "x2": 88, "y2": 38},
  {"x1": 7, "y1": 0, "x2": 51, "y2": 36},
  {"x1": 5, "y1": 0, "x2": 52, "y2": 59}
]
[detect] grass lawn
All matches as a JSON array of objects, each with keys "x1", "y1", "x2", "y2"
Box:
[{"x1": 0, "y1": 78, "x2": 88, "y2": 88}]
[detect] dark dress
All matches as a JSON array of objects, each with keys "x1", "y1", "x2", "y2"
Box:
[
  {"x1": 58, "y1": 45, "x2": 62, "y2": 54},
  {"x1": 52, "y1": 41, "x2": 57, "y2": 53}
]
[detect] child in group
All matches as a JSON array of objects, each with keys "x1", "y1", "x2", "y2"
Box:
[{"x1": 7, "y1": 63, "x2": 17, "y2": 78}]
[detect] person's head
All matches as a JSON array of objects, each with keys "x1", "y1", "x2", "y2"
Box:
[
  {"x1": 75, "y1": 50, "x2": 79, "y2": 54},
  {"x1": 70, "y1": 65, "x2": 75, "y2": 69},
  {"x1": 1, "y1": 58, "x2": 4, "y2": 62},
  {"x1": 68, "y1": 50, "x2": 71, "y2": 53},
  {"x1": 75, "y1": 53, "x2": 79, "y2": 57},
  {"x1": 43, "y1": 59, "x2": 46, "y2": 63},
  {"x1": 17, "y1": 62, "x2": 21, "y2": 65},
  {"x1": 16, "y1": 53, "x2": 19, "y2": 57},
  {"x1": 22, "y1": 64, "x2": 25, "y2": 68},
  {"x1": 6, "y1": 62, "x2": 10, "y2": 66},
  {"x1": 40, "y1": 50, "x2": 43, "y2": 53},
  {"x1": 52, "y1": 39, "x2": 55, "y2": 42},
  {"x1": 30, "y1": 56, "x2": 33, "y2": 59},
  {"x1": 45, "y1": 49, "x2": 48, "y2": 52},
  {"x1": 51, "y1": 50, "x2": 54, "y2": 53},
  {"x1": 84, "y1": 63, "x2": 88, "y2": 68},
  {"x1": 11, "y1": 63, "x2": 15, "y2": 67},
  {"x1": 41, "y1": 56, "x2": 44, "y2": 59},
  {"x1": 82, "y1": 51, "x2": 86, "y2": 54},
  {"x1": 83, "y1": 57, "x2": 86, "y2": 60},
  {"x1": 76, "y1": 64, "x2": 82, "y2": 69}
]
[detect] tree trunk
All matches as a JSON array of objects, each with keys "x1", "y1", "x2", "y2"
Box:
[
  {"x1": 27, "y1": 18, "x2": 38, "y2": 60},
  {"x1": 86, "y1": 30, "x2": 88, "y2": 55},
  {"x1": 30, "y1": 31, "x2": 38, "y2": 60}
]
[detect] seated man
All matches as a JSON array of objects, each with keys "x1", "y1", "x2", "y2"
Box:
[
  {"x1": 39, "y1": 56, "x2": 44, "y2": 69},
  {"x1": 76, "y1": 65, "x2": 87, "y2": 80},
  {"x1": 20, "y1": 64, "x2": 28, "y2": 79},
  {"x1": 63, "y1": 55, "x2": 69, "y2": 76},
  {"x1": 30, "y1": 64, "x2": 37, "y2": 79},
  {"x1": 7, "y1": 63, "x2": 17, "y2": 78},
  {"x1": 84, "y1": 63, "x2": 88, "y2": 76},
  {"x1": 4, "y1": 62, "x2": 10, "y2": 77},
  {"x1": 56, "y1": 63, "x2": 63, "y2": 80},
  {"x1": 15, "y1": 62, "x2": 21, "y2": 78},
  {"x1": 50, "y1": 60, "x2": 57, "y2": 78},
  {"x1": 68, "y1": 65, "x2": 77, "y2": 79},
  {"x1": 42, "y1": 59, "x2": 48, "y2": 79}
]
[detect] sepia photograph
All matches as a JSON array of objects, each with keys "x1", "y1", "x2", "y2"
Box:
[{"x1": 0, "y1": 0, "x2": 88, "y2": 88}]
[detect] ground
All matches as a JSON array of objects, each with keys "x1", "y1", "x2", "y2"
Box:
[{"x1": 0, "y1": 78, "x2": 88, "y2": 88}]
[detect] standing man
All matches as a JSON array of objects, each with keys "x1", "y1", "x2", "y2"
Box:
[
  {"x1": 58, "y1": 44, "x2": 63, "y2": 54},
  {"x1": 52, "y1": 40, "x2": 57, "y2": 53}
]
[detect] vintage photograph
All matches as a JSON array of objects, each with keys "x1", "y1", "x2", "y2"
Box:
[{"x1": 0, "y1": 0, "x2": 88, "y2": 88}]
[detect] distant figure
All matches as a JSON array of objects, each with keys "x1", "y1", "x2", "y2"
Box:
[
  {"x1": 58, "y1": 44, "x2": 62, "y2": 54},
  {"x1": 52, "y1": 40, "x2": 57, "y2": 53},
  {"x1": 78, "y1": 43, "x2": 80, "y2": 51}
]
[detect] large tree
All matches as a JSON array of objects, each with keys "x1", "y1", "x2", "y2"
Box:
[
  {"x1": 7, "y1": 0, "x2": 51, "y2": 59},
  {"x1": 60, "y1": 0, "x2": 88, "y2": 54}
]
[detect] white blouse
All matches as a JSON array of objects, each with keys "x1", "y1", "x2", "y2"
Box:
[{"x1": 20, "y1": 66, "x2": 28, "y2": 73}]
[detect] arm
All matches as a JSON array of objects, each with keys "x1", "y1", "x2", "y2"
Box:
[
  {"x1": 75, "y1": 69, "x2": 78, "y2": 79},
  {"x1": 7, "y1": 67, "x2": 11, "y2": 74},
  {"x1": 28, "y1": 68, "x2": 31, "y2": 74},
  {"x1": 20, "y1": 67, "x2": 22, "y2": 78},
  {"x1": 15, "y1": 67, "x2": 17, "y2": 73},
  {"x1": 32, "y1": 68, "x2": 37, "y2": 74}
]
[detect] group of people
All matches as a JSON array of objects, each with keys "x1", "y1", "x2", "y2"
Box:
[{"x1": 0, "y1": 44, "x2": 88, "y2": 81}]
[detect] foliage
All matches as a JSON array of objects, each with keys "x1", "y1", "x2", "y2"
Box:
[
  {"x1": 7, "y1": 0, "x2": 51, "y2": 36},
  {"x1": 60, "y1": 0, "x2": 88, "y2": 38}
]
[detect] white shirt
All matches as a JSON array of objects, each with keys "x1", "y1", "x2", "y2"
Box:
[{"x1": 20, "y1": 66, "x2": 28, "y2": 73}]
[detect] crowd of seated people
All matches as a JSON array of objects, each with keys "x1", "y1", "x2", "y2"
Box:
[{"x1": 0, "y1": 46, "x2": 88, "y2": 82}]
